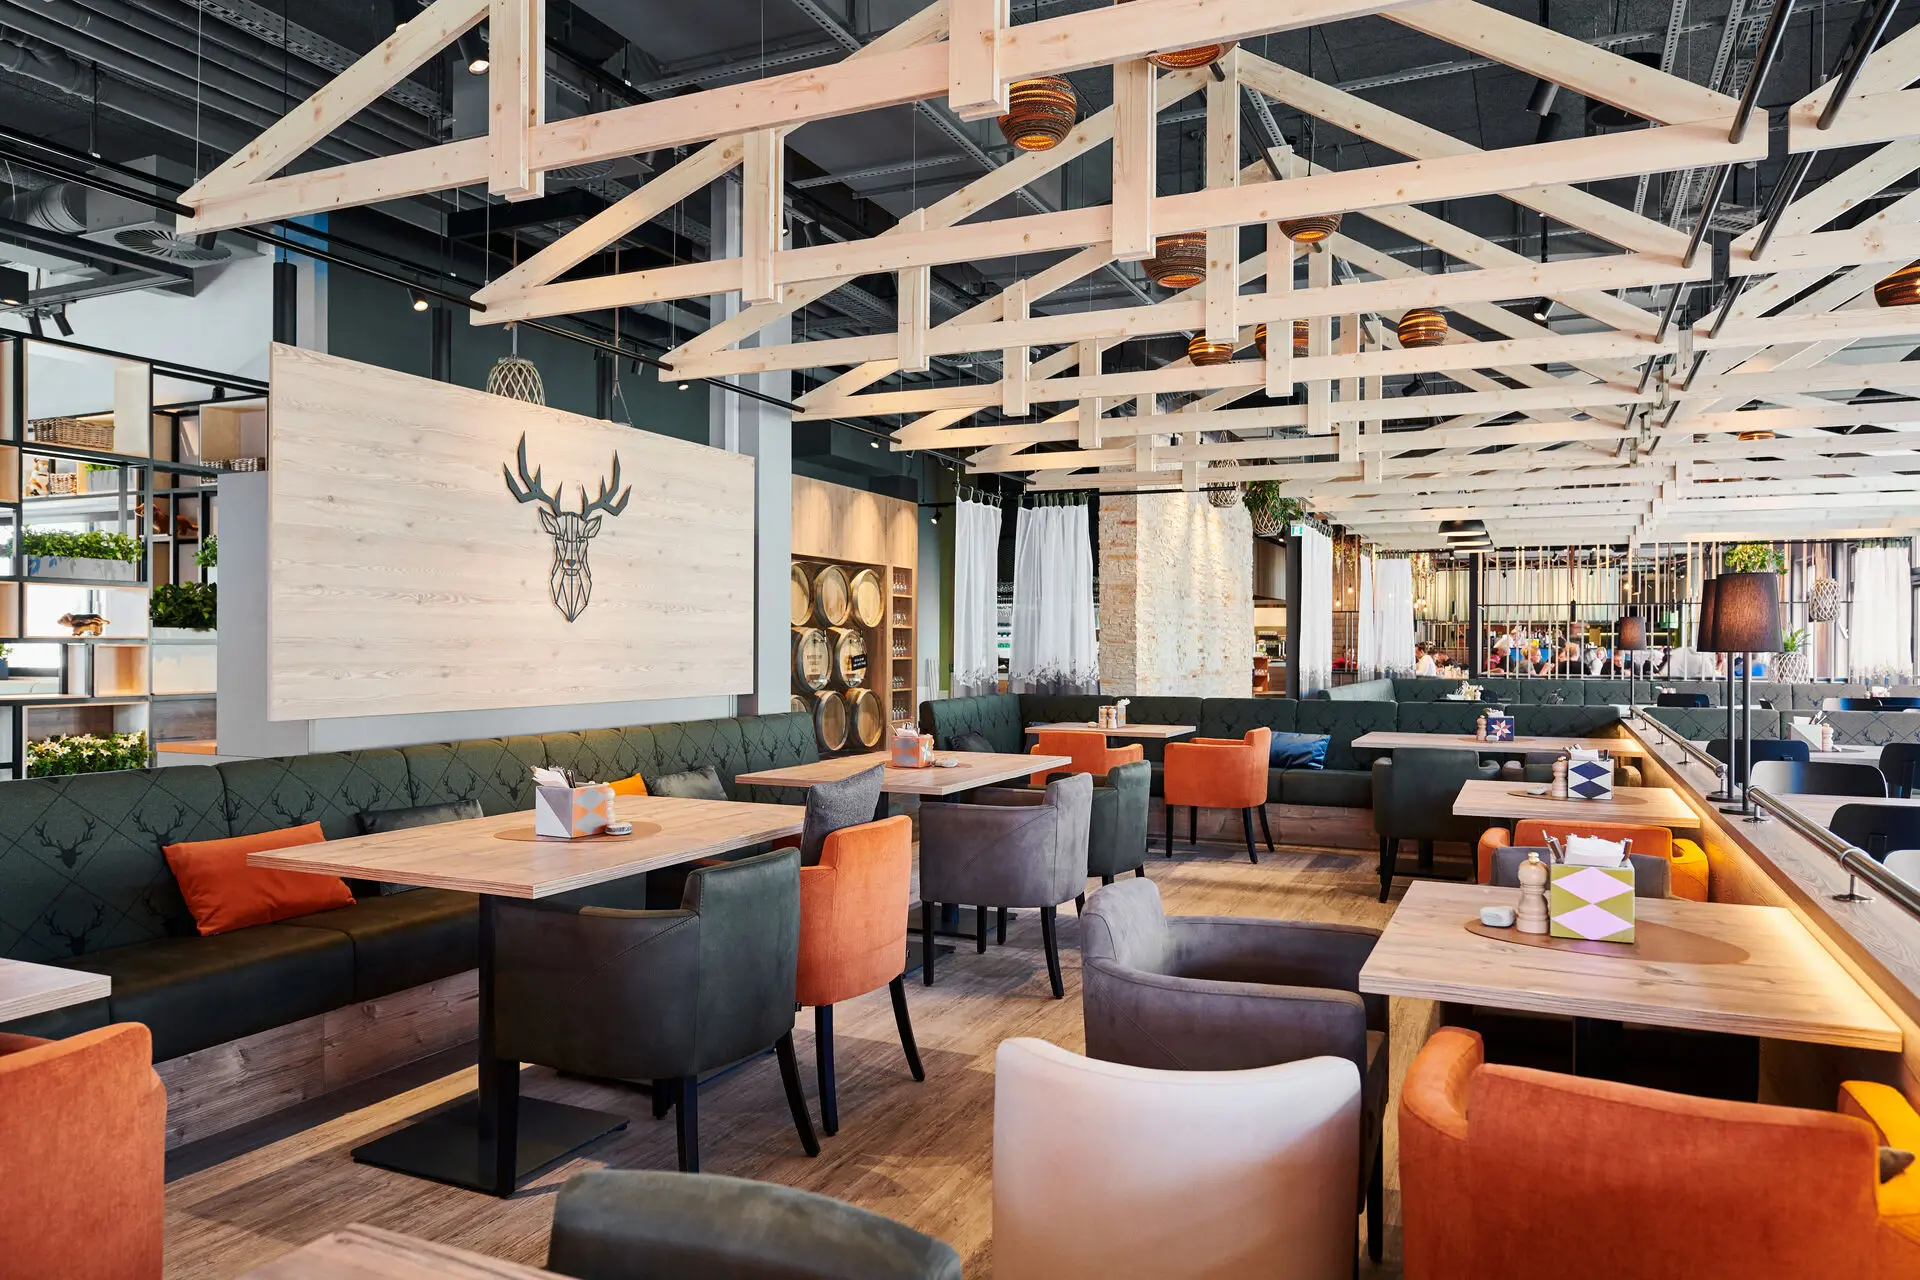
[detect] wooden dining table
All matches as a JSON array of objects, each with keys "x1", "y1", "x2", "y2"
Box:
[
  {"x1": 248, "y1": 793, "x2": 802, "y2": 1197},
  {"x1": 1768, "y1": 793, "x2": 1920, "y2": 830},
  {"x1": 1352, "y1": 730, "x2": 1646, "y2": 757},
  {"x1": 0, "y1": 956, "x2": 109, "y2": 1024},
  {"x1": 1452, "y1": 777, "x2": 1701, "y2": 829},
  {"x1": 1022, "y1": 722, "x2": 1195, "y2": 742}
]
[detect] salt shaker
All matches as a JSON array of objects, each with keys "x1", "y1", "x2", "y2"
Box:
[
  {"x1": 1516, "y1": 852, "x2": 1550, "y2": 935},
  {"x1": 1820, "y1": 722, "x2": 1834, "y2": 752},
  {"x1": 1551, "y1": 756, "x2": 1568, "y2": 799}
]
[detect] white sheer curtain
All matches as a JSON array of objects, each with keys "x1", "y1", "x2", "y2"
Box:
[
  {"x1": 1296, "y1": 526, "x2": 1334, "y2": 693},
  {"x1": 1850, "y1": 544, "x2": 1914, "y2": 681},
  {"x1": 1011, "y1": 500, "x2": 1098, "y2": 694},
  {"x1": 1356, "y1": 554, "x2": 1377, "y2": 678},
  {"x1": 952, "y1": 497, "x2": 1002, "y2": 697},
  {"x1": 1375, "y1": 557, "x2": 1416, "y2": 672}
]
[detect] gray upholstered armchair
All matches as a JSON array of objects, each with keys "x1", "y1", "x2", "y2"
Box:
[
  {"x1": 547, "y1": 1170, "x2": 964, "y2": 1280},
  {"x1": 1085, "y1": 759, "x2": 1151, "y2": 891},
  {"x1": 1080, "y1": 877, "x2": 1387, "y2": 1264},
  {"x1": 491, "y1": 848, "x2": 818, "y2": 1174},
  {"x1": 1372, "y1": 746, "x2": 1498, "y2": 902},
  {"x1": 918, "y1": 772, "x2": 1091, "y2": 999}
]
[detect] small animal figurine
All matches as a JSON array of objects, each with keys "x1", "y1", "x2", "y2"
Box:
[
  {"x1": 59, "y1": 613, "x2": 106, "y2": 637},
  {"x1": 1516, "y1": 852, "x2": 1550, "y2": 935}
]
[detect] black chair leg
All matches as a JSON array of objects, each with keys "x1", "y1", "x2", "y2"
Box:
[
  {"x1": 921, "y1": 901, "x2": 936, "y2": 987},
  {"x1": 1367, "y1": 1141, "x2": 1385, "y2": 1263},
  {"x1": 996, "y1": 906, "x2": 1008, "y2": 945},
  {"x1": 675, "y1": 1075, "x2": 699, "y2": 1173},
  {"x1": 1378, "y1": 837, "x2": 1395, "y2": 903},
  {"x1": 1101, "y1": 873, "x2": 1115, "y2": 886},
  {"x1": 1417, "y1": 838, "x2": 1434, "y2": 871},
  {"x1": 1240, "y1": 807, "x2": 1259, "y2": 864},
  {"x1": 1074, "y1": 892, "x2": 1086, "y2": 914},
  {"x1": 976, "y1": 906, "x2": 988, "y2": 954},
  {"x1": 889, "y1": 975, "x2": 926, "y2": 1082},
  {"x1": 651, "y1": 1078, "x2": 675, "y2": 1120},
  {"x1": 1136, "y1": 866, "x2": 1147, "y2": 878},
  {"x1": 1164, "y1": 804, "x2": 1175, "y2": 857},
  {"x1": 1257, "y1": 804, "x2": 1275, "y2": 851},
  {"x1": 1039, "y1": 905, "x2": 1064, "y2": 999},
  {"x1": 774, "y1": 1032, "x2": 821, "y2": 1157},
  {"x1": 814, "y1": 1004, "x2": 838, "y2": 1137},
  {"x1": 1189, "y1": 805, "x2": 1198, "y2": 846}
]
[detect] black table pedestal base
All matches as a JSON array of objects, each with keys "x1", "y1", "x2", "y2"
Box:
[{"x1": 352, "y1": 1095, "x2": 627, "y2": 1195}]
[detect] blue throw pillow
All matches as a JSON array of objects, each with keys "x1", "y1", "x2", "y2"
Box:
[{"x1": 1269, "y1": 732, "x2": 1329, "y2": 770}]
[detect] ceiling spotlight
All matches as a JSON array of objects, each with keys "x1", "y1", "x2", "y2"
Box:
[
  {"x1": 457, "y1": 31, "x2": 488, "y2": 74},
  {"x1": 870, "y1": 438, "x2": 881, "y2": 448},
  {"x1": 676, "y1": 381, "x2": 690, "y2": 391},
  {"x1": 1525, "y1": 79, "x2": 1560, "y2": 117},
  {"x1": 0, "y1": 265, "x2": 27, "y2": 307},
  {"x1": 469, "y1": 56, "x2": 490, "y2": 74},
  {"x1": 1529, "y1": 297, "x2": 1551, "y2": 323},
  {"x1": 1402, "y1": 373, "x2": 1427, "y2": 397},
  {"x1": 409, "y1": 289, "x2": 429, "y2": 312},
  {"x1": 51, "y1": 306, "x2": 73, "y2": 338},
  {"x1": 27, "y1": 311, "x2": 43, "y2": 338}
]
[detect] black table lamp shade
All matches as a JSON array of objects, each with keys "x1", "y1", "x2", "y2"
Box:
[
  {"x1": 1698, "y1": 577, "x2": 1722, "y2": 652},
  {"x1": 1618, "y1": 615, "x2": 1647, "y2": 651},
  {"x1": 1713, "y1": 572, "x2": 1782, "y2": 654}
]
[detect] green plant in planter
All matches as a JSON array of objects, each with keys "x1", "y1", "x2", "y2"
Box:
[
  {"x1": 151, "y1": 582, "x2": 217, "y2": 631},
  {"x1": 1780, "y1": 627, "x2": 1807, "y2": 653},
  {"x1": 1723, "y1": 542, "x2": 1785, "y2": 573},
  {"x1": 28, "y1": 730, "x2": 149, "y2": 777},
  {"x1": 1242, "y1": 481, "x2": 1305, "y2": 536},
  {"x1": 194, "y1": 535, "x2": 217, "y2": 571},
  {"x1": 11, "y1": 529, "x2": 144, "y2": 562}
]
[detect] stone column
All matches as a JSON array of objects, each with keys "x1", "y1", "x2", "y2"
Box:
[{"x1": 1098, "y1": 491, "x2": 1254, "y2": 696}]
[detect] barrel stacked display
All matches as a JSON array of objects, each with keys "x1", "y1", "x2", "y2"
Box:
[{"x1": 792, "y1": 559, "x2": 889, "y2": 752}]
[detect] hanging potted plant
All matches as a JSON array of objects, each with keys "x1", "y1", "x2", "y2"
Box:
[
  {"x1": 1242, "y1": 481, "x2": 1303, "y2": 538},
  {"x1": 1722, "y1": 542, "x2": 1785, "y2": 573},
  {"x1": 1773, "y1": 627, "x2": 1810, "y2": 684}
]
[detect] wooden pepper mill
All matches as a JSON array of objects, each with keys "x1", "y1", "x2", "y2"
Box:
[
  {"x1": 1516, "y1": 852, "x2": 1550, "y2": 935},
  {"x1": 1551, "y1": 755, "x2": 1569, "y2": 799}
]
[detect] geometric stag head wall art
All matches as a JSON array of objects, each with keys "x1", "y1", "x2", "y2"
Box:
[{"x1": 502, "y1": 432, "x2": 633, "y2": 621}]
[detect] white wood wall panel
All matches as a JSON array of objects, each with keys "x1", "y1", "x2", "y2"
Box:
[{"x1": 267, "y1": 345, "x2": 754, "y2": 719}]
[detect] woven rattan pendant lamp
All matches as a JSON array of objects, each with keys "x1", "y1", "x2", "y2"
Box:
[
  {"x1": 1187, "y1": 335, "x2": 1233, "y2": 366},
  {"x1": 1875, "y1": 261, "x2": 1920, "y2": 308},
  {"x1": 1252, "y1": 320, "x2": 1311, "y2": 359},
  {"x1": 486, "y1": 324, "x2": 545, "y2": 404},
  {"x1": 1145, "y1": 232, "x2": 1206, "y2": 289},
  {"x1": 1397, "y1": 308, "x2": 1449, "y2": 348},
  {"x1": 998, "y1": 75, "x2": 1078, "y2": 151}
]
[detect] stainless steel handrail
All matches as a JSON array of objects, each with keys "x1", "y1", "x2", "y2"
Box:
[
  {"x1": 1628, "y1": 708, "x2": 1727, "y2": 779},
  {"x1": 1748, "y1": 786, "x2": 1920, "y2": 916}
]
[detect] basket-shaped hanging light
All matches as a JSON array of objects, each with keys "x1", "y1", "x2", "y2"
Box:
[
  {"x1": 1279, "y1": 213, "x2": 1342, "y2": 245},
  {"x1": 1874, "y1": 260, "x2": 1920, "y2": 308},
  {"x1": 1252, "y1": 320, "x2": 1312, "y2": 359},
  {"x1": 1736, "y1": 429, "x2": 1776, "y2": 441},
  {"x1": 997, "y1": 77, "x2": 1078, "y2": 152},
  {"x1": 1397, "y1": 308, "x2": 1449, "y2": 349},
  {"x1": 1809, "y1": 576, "x2": 1841, "y2": 622},
  {"x1": 1116, "y1": 0, "x2": 1235, "y2": 69},
  {"x1": 1187, "y1": 335, "x2": 1233, "y2": 366},
  {"x1": 486, "y1": 354, "x2": 546, "y2": 404},
  {"x1": 1144, "y1": 233, "x2": 1206, "y2": 288},
  {"x1": 1205, "y1": 457, "x2": 1242, "y2": 507}
]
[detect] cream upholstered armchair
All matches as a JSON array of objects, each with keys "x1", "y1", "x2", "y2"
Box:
[{"x1": 993, "y1": 1037, "x2": 1361, "y2": 1280}]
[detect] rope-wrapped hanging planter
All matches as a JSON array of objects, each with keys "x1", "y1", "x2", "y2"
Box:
[
  {"x1": 1144, "y1": 233, "x2": 1206, "y2": 289},
  {"x1": 1397, "y1": 308, "x2": 1449, "y2": 349},
  {"x1": 1187, "y1": 335, "x2": 1233, "y2": 366},
  {"x1": 1809, "y1": 576, "x2": 1842, "y2": 622},
  {"x1": 1874, "y1": 261, "x2": 1920, "y2": 308},
  {"x1": 997, "y1": 77, "x2": 1078, "y2": 152},
  {"x1": 1205, "y1": 457, "x2": 1241, "y2": 508}
]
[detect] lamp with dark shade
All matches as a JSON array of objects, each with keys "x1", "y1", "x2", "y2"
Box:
[
  {"x1": 1697, "y1": 576, "x2": 1732, "y2": 799},
  {"x1": 1617, "y1": 614, "x2": 1646, "y2": 707},
  {"x1": 1714, "y1": 572, "x2": 1783, "y2": 819}
]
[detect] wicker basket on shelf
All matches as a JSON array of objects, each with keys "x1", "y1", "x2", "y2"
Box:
[{"x1": 29, "y1": 416, "x2": 115, "y2": 449}]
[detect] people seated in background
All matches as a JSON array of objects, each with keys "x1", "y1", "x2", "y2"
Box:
[{"x1": 1414, "y1": 644, "x2": 1438, "y2": 677}]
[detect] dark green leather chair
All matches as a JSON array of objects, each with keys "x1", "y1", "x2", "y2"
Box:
[
  {"x1": 1371, "y1": 747, "x2": 1497, "y2": 902},
  {"x1": 1084, "y1": 760, "x2": 1151, "y2": 895},
  {"x1": 547, "y1": 1170, "x2": 962, "y2": 1279},
  {"x1": 490, "y1": 848, "x2": 818, "y2": 1173}
]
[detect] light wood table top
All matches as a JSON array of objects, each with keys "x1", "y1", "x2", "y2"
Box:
[
  {"x1": 1360, "y1": 881, "x2": 1901, "y2": 1051},
  {"x1": 0, "y1": 957, "x2": 109, "y2": 1023},
  {"x1": 1023, "y1": 722, "x2": 1196, "y2": 740},
  {"x1": 1768, "y1": 793, "x2": 1920, "y2": 830},
  {"x1": 241, "y1": 1225, "x2": 557, "y2": 1278},
  {"x1": 734, "y1": 750, "x2": 1069, "y2": 797},
  {"x1": 1809, "y1": 743, "x2": 1883, "y2": 765},
  {"x1": 1453, "y1": 777, "x2": 1700, "y2": 829},
  {"x1": 248, "y1": 794, "x2": 802, "y2": 900},
  {"x1": 1352, "y1": 730, "x2": 1645, "y2": 757}
]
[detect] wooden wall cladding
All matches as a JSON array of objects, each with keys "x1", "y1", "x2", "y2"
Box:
[{"x1": 267, "y1": 345, "x2": 755, "y2": 719}]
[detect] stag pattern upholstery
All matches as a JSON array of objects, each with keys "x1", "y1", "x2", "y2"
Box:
[{"x1": 219, "y1": 751, "x2": 410, "y2": 840}]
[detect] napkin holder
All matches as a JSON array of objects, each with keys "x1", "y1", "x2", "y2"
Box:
[
  {"x1": 1548, "y1": 846, "x2": 1635, "y2": 943},
  {"x1": 1788, "y1": 717, "x2": 1824, "y2": 749},
  {"x1": 1482, "y1": 712, "x2": 1514, "y2": 742},
  {"x1": 535, "y1": 782, "x2": 616, "y2": 839},
  {"x1": 890, "y1": 728, "x2": 934, "y2": 768},
  {"x1": 1566, "y1": 747, "x2": 1615, "y2": 801}
]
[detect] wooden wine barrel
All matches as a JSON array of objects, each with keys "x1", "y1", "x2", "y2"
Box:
[
  {"x1": 813, "y1": 690, "x2": 850, "y2": 752},
  {"x1": 812, "y1": 564, "x2": 852, "y2": 627},
  {"x1": 790, "y1": 694, "x2": 810, "y2": 716},
  {"x1": 828, "y1": 625, "x2": 868, "y2": 687},
  {"x1": 789, "y1": 563, "x2": 811, "y2": 627},
  {"x1": 846, "y1": 688, "x2": 885, "y2": 748},
  {"x1": 792, "y1": 627, "x2": 833, "y2": 691},
  {"x1": 849, "y1": 568, "x2": 885, "y2": 628}
]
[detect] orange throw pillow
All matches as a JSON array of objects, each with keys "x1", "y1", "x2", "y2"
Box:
[
  {"x1": 609, "y1": 774, "x2": 648, "y2": 796},
  {"x1": 163, "y1": 823, "x2": 352, "y2": 936}
]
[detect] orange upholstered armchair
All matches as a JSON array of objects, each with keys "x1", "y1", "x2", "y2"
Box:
[
  {"x1": 1401, "y1": 1027, "x2": 1920, "y2": 1280},
  {"x1": 0, "y1": 1023, "x2": 165, "y2": 1280},
  {"x1": 1162, "y1": 726, "x2": 1272, "y2": 864},
  {"x1": 1478, "y1": 818, "x2": 1710, "y2": 901},
  {"x1": 796, "y1": 814, "x2": 924, "y2": 1135},
  {"x1": 1029, "y1": 728, "x2": 1143, "y2": 785}
]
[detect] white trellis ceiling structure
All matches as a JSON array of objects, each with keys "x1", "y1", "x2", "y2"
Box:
[{"x1": 177, "y1": 0, "x2": 1920, "y2": 549}]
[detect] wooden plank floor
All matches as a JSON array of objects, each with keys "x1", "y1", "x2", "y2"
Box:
[{"x1": 165, "y1": 835, "x2": 1455, "y2": 1279}]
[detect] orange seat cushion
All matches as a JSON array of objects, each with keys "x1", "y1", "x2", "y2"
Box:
[
  {"x1": 608, "y1": 773, "x2": 648, "y2": 796},
  {"x1": 163, "y1": 823, "x2": 352, "y2": 936}
]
